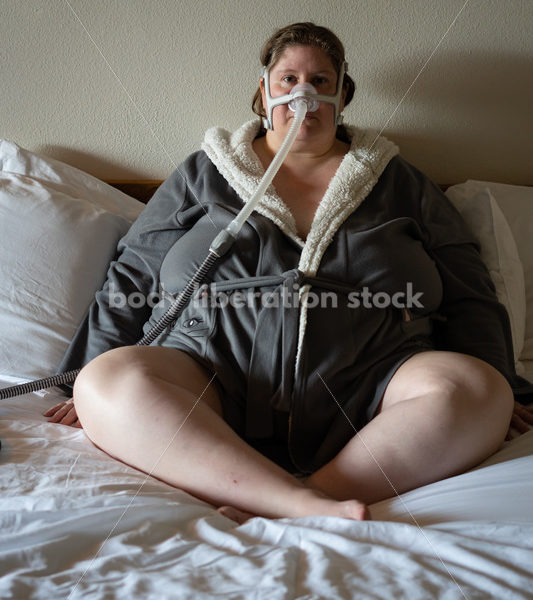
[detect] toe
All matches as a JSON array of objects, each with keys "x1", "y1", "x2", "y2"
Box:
[{"x1": 217, "y1": 505, "x2": 255, "y2": 524}]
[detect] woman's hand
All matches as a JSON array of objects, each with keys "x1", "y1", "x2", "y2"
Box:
[
  {"x1": 506, "y1": 401, "x2": 533, "y2": 440},
  {"x1": 43, "y1": 399, "x2": 82, "y2": 428}
]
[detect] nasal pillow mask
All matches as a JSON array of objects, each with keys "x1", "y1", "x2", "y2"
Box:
[{"x1": 262, "y1": 61, "x2": 348, "y2": 130}]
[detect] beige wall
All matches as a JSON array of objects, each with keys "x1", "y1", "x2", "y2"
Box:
[{"x1": 2, "y1": 0, "x2": 532, "y2": 184}]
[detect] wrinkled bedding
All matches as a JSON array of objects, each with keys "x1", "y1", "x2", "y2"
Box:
[{"x1": 1, "y1": 375, "x2": 532, "y2": 599}]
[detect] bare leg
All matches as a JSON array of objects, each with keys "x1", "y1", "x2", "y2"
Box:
[
  {"x1": 307, "y1": 351, "x2": 514, "y2": 505},
  {"x1": 73, "y1": 346, "x2": 368, "y2": 521}
]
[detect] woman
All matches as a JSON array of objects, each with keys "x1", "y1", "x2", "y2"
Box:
[{"x1": 46, "y1": 23, "x2": 531, "y2": 523}]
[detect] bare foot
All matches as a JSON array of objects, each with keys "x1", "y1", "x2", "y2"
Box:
[
  {"x1": 218, "y1": 488, "x2": 370, "y2": 524},
  {"x1": 217, "y1": 505, "x2": 256, "y2": 524},
  {"x1": 289, "y1": 488, "x2": 370, "y2": 521}
]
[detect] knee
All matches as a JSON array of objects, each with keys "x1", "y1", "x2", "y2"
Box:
[
  {"x1": 396, "y1": 352, "x2": 514, "y2": 429},
  {"x1": 443, "y1": 355, "x2": 514, "y2": 430},
  {"x1": 73, "y1": 346, "x2": 169, "y2": 441},
  {"x1": 73, "y1": 346, "x2": 152, "y2": 412}
]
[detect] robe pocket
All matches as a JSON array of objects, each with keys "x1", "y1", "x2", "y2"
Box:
[
  {"x1": 175, "y1": 291, "x2": 217, "y2": 340},
  {"x1": 155, "y1": 288, "x2": 218, "y2": 360}
]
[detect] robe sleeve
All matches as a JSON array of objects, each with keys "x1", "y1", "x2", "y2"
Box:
[
  {"x1": 416, "y1": 171, "x2": 533, "y2": 400},
  {"x1": 57, "y1": 169, "x2": 192, "y2": 375}
]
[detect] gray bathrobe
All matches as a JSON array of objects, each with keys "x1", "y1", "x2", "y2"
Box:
[{"x1": 60, "y1": 120, "x2": 531, "y2": 473}]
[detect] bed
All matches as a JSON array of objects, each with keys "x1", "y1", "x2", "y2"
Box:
[{"x1": 1, "y1": 138, "x2": 532, "y2": 599}]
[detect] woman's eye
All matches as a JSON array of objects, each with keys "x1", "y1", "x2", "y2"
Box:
[
  {"x1": 313, "y1": 76, "x2": 329, "y2": 87},
  {"x1": 281, "y1": 76, "x2": 296, "y2": 85}
]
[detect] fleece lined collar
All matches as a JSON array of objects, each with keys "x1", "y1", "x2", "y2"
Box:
[{"x1": 202, "y1": 119, "x2": 398, "y2": 277}]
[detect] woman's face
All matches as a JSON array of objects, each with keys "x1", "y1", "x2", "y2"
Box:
[{"x1": 260, "y1": 44, "x2": 345, "y2": 146}]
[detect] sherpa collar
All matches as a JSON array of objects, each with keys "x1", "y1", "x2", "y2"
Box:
[{"x1": 202, "y1": 119, "x2": 398, "y2": 277}]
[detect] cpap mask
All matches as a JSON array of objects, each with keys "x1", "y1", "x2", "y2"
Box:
[{"x1": 262, "y1": 61, "x2": 349, "y2": 130}]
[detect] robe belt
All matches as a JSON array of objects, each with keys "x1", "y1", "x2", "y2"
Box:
[{"x1": 205, "y1": 270, "x2": 361, "y2": 296}]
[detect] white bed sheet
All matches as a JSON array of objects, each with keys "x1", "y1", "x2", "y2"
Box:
[{"x1": 1, "y1": 375, "x2": 532, "y2": 600}]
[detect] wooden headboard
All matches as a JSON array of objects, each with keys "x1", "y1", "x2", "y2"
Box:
[{"x1": 108, "y1": 180, "x2": 163, "y2": 204}]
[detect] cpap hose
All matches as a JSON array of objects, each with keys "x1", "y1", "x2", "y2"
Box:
[
  {"x1": 225, "y1": 97, "x2": 309, "y2": 238},
  {"x1": 0, "y1": 93, "x2": 314, "y2": 400}
]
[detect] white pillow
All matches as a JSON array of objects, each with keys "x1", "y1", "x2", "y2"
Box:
[
  {"x1": 0, "y1": 140, "x2": 144, "y2": 379},
  {"x1": 447, "y1": 180, "x2": 533, "y2": 364},
  {"x1": 446, "y1": 185, "x2": 527, "y2": 371}
]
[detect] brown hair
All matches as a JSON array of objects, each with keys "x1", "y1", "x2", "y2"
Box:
[{"x1": 251, "y1": 22, "x2": 355, "y2": 139}]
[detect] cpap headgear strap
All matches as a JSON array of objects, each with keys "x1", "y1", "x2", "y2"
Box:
[{"x1": 261, "y1": 60, "x2": 349, "y2": 130}]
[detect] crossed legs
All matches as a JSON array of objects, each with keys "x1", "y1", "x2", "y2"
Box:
[
  {"x1": 73, "y1": 346, "x2": 513, "y2": 520},
  {"x1": 73, "y1": 346, "x2": 368, "y2": 521}
]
